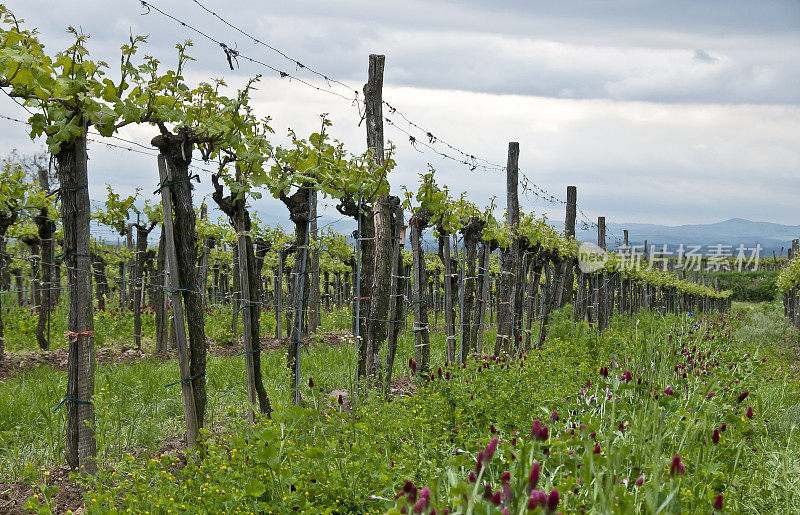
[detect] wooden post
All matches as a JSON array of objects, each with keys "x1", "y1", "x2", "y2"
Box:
[
  {"x1": 561, "y1": 186, "x2": 577, "y2": 308},
  {"x1": 58, "y1": 134, "x2": 97, "y2": 474},
  {"x1": 384, "y1": 204, "x2": 405, "y2": 392},
  {"x1": 275, "y1": 253, "x2": 284, "y2": 339},
  {"x1": 198, "y1": 205, "x2": 211, "y2": 308},
  {"x1": 597, "y1": 217, "x2": 607, "y2": 330},
  {"x1": 597, "y1": 217, "x2": 606, "y2": 251},
  {"x1": 410, "y1": 212, "x2": 431, "y2": 372},
  {"x1": 441, "y1": 233, "x2": 455, "y2": 362},
  {"x1": 363, "y1": 53, "x2": 392, "y2": 381},
  {"x1": 494, "y1": 142, "x2": 520, "y2": 355},
  {"x1": 157, "y1": 154, "x2": 199, "y2": 445}
]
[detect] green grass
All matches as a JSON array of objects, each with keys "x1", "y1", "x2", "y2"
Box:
[{"x1": 2, "y1": 301, "x2": 799, "y2": 513}]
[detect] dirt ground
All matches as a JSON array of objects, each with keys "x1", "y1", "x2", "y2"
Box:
[
  {"x1": 0, "y1": 464, "x2": 84, "y2": 515},
  {"x1": 0, "y1": 345, "x2": 147, "y2": 381}
]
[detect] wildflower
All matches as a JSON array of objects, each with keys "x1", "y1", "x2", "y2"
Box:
[
  {"x1": 409, "y1": 358, "x2": 417, "y2": 375},
  {"x1": 502, "y1": 482, "x2": 513, "y2": 504},
  {"x1": 737, "y1": 390, "x2": 749, "y2": 403},
  {"x1": 746, "y1": 406, "x2": 753, "y2": 419},
  {"x1": 618, "y1": 421, "x2": 625, "y2": 432},
  {"x1": 600, "y1": 367, "x2": 609, "y2": 377},
  {"x1": 635, "y1": 476, "x2": 644, "y2": 486},
  {"x1": 308, "y1": 377, "x2": 314, "y2": 388},
  {"x1": 713, "y1": 493, "x2": 724, "y2": 510},
  {"x1": 712, "y1": 428, "x2": 720, "y2": 444},
  {"x1": 706, "y1": 391, "x2": 714, "y2": 399},
  {"x1": 486, "y1": 437, "x2": 500, "y2": 460},
  {"x1": 547, "y1": 489, "x2": 560, "y2": 511},
  {"x1": 501, "y1": 471, "x2": 511, "y2": 483},
  {"x1": 670, "y1": 453, "x2": 685, "y2": 476},
  {"x1": 337, "y1": 394, "x2": 343, "y2": 406},
  {"x1": 483, "y1": 483, "x2": 493, "y2": 500},
  {"x1": 720, "y1": 423, "x2": 727, "y2": 432},
  {"x1": 529, "y1": 461, "x2": 540, "y2": 489},
  {"x1": 664, "y1": 386, "x2": 674, "y2": 396},
  {"x1": 528, "y1": 490, "x2": 547, "y2": 509},
  {"x1": 531, "y1": 420, "x2": 542, "y2": 440},
  {"x1": 621, "y1": 370, "x2": 632, "y2": 382},
  {"x1": 593, "y1": 443, "x2": 601, "y2": 454},
  {"x1": 469, "y1": 470, "x2": 477, "y2": 482},
  {"x1": 476, "y1": 450, "x2": 487, "y2": 472},
  {"x1": 551, "y1": 410, "x2": 559, "y2": 422}
]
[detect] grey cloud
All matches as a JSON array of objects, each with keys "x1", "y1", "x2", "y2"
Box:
[{"x1": 693, "y1": 49, "x2": 718, "y2": 63}]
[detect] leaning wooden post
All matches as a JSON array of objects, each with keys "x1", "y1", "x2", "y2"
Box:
[{"x1": 157, "y1": 154, "x2": 199, "y2": 445}]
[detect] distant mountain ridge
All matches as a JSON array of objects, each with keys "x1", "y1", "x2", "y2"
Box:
[{"x1": 576, "y1": 218, "x2": 800, "y2": 255}]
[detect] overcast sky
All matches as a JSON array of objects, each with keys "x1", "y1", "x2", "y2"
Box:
[{"x1": 1, "y1": 0, "x2": 798, "y2": 239}]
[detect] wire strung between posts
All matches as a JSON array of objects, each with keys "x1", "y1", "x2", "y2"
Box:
[
  {"x1": 165, "y1": 372, "x2": 206, "y2": 388},
  {"x1": 153, "y1": 174, "x2": 200, "y2": 195},
  {"x1": 53, "y1": 397, "x2": 92, "y2": 413},
  {"x1": 46, "y1": 184, "x2": 88, "y2": 199}
]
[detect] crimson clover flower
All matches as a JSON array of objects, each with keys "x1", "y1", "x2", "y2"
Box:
[
  {"x1": 670, "y1": 453, "x2": 685, "y2": 476},
  {"x1": 486, "y1": 437, "x2": 499, "y2": 459},
  {"x1": 527, "y1": 490, "x2": 547, "y2": 509},
  {"x1": 476, "y1": 450, "x2": 486, "y2": 473},
  {"x1": 547, "y1": 489, "x2": 560, "y2": 511},
  {"x1": 712, "y1": 428, "x2": 720, "y2": 444},
  {"x1": 746, "y1": 406, "x2": 753, "y2": 419},
  {"x1": 529, "y1": 461, "x2": 540, "y2": 489},
  {"x1": 713, "y1": 493, "x2": 724, "y2": 510},
  {"x1": 737, "y1": 390, "x2": 749, "y2": 403}
]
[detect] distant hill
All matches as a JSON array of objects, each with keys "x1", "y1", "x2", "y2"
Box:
[{"x1": 577, "y1": 218, "x2": 800, "y2": 256}]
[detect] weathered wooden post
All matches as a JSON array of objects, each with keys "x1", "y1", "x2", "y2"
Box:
[
  {"x1": 560, "y1": 186, "x2": 577, "y2": 308},
  {"x1": 157, "y1": 154, "x2": 199, "y2": 445},
  {"x1": 495, "y1": 142, "x2": 520, "y2": 355},
  {"x1": 364, "y1": 53, "x2": 395, "y2": 381}
]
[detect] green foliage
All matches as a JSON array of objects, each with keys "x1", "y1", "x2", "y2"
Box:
[
  {"x1": 94, "y1": 185, "x2": 137, "y2": 235},
  {"x1": 708, "y1": 270, "x2": 780, "y2": 302},
  {"x1": 776, "y1": 255, "x2": 800, "y2": 294},
  {"x1": 0, "y1": 8, "x2": 146, "y2": 152}
]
